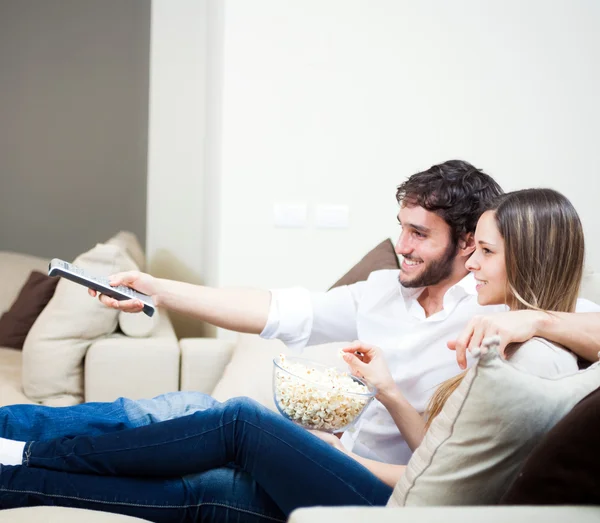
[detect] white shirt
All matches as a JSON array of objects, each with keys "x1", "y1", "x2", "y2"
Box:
[{"x1": 261, "y1": 270, "x2": 600, "y2": 465}]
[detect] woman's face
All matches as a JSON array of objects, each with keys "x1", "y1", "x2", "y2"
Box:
[{"x1": 465, "y1": 211, "x2": 508, "y2": 306}]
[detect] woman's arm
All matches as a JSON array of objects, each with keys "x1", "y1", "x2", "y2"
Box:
[
  {"x1": 310, "y1": 430, "x2": 406, "y2": 487},
  {"x1": 350, "y1": 453, "x2": 406, "y2": 487},
  {"x1": 342, "y1": 342, "x2": 427, "y2": 452}
]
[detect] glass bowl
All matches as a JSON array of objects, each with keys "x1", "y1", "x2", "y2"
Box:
[{"x1": 272, "y1": 355, "x2": 377, "y2": 433}]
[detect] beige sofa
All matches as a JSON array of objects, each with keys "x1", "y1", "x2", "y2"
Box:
[{"x1": 0, "y1": 249, "x2": 180, "y2": 407}]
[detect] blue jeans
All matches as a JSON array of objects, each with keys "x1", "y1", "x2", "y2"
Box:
[
  {"x1": 1, "y1": 397, "x2": 392, "y2": 520},
  {"x1": 0, "y1": 393, "x2": 286, "y2": 522}
]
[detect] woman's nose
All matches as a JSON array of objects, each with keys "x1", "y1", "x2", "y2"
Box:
[{"x1": 465, "y1": 253, "x2": 479, "y2": 271}]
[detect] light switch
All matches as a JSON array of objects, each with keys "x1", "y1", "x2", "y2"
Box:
[
  {"x1": 315, "y1": 204, "x2": 350, "y2": 228},
  {"x1": 273, "y1": 203, "x2": 308, "y2": 228}
]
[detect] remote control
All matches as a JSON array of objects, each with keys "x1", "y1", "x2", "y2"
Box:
[{"x1": 48, "y1": 258, "x2": 155, "y2": 317}]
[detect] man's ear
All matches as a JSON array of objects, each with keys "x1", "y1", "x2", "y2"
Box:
[{"x1": 458, "y1": 232, "x2": 475, "y2": 257}]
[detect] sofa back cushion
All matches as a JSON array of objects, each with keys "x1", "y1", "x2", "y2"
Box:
[
  {"x1": 0, "y1": 252, "x2": 48, "y2": 315},
  {"x1": 22, "y1": 243, "x2": 138, "y2": 406},
  {"x1": 0, "y1": 271, "x2": 59, "y2": 350}
]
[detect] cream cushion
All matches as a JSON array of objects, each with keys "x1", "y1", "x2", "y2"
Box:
[
  {"x1": 0, "y1": 347, "x2": 35, "y2": 405},
  {"x1": 106, "y1": 230, "x2": 146, "y2": 271},
  {"x1": 387, "y1": 345, "x2": 600, "y2": 507},
  {"x1": 0, "y1": 252, "x2": 48, "y2": 315},
  {"x1": 211, "y1": 334, "x2": 348, "y2": 410},
  {"x1": 22, "y1": 243, "x2": 138, "y2": 406}
]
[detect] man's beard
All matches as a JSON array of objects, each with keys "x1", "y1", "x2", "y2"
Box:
[{"x1": 399, "y1": 240, "x2": 458, "y2": 288}]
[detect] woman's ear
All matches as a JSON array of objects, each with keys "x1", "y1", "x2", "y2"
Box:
[{"x1": 458, "y1": 233, "x2": 475, "y2": 257}]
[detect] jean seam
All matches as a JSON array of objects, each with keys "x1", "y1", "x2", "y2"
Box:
[{"x1": 0, "y1": 487, "x2": 285, "y2": 522}]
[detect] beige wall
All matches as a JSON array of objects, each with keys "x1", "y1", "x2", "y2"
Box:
[{"x1": 0, "y1": 0, "x2": 150, "y2": 261}]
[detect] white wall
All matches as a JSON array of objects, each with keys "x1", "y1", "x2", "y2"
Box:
[
  {"x1": 146, "y1": 0, "x2": 209, "y2": 337},
  {"x1": 148, "y1": 1, "x2": 600, "y2": 337},
  {"x1": 214, "y1": 0, "x2": 600, "y2": 293}
]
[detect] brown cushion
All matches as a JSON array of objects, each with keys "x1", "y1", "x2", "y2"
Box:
[
  {"x1": 329, "y1": 238, "x2": 399, "y2": 289},
  {"x1": 0, "y1": 271, "x2": 59, "y2": 350},
  {"x1": 500, "y1": 386, "x2": 600, "y2": 505}
]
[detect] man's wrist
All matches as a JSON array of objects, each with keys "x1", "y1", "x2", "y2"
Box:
[{"x1": 532, "y1": 309, "x2": 553, "y2": 338}]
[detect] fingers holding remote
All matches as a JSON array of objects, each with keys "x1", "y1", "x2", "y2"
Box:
[{"x1": 99, "y1": 294, "x2": 144, "y2": 313}]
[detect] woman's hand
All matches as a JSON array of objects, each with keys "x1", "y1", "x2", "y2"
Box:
[
  {"x1": 88, "y1": 271, "x2": 159, "y2": 313},
  {"x1": 342, "y1": 341, "x2": 397, "y2": 400}
]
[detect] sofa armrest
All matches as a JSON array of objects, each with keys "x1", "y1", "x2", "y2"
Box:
[
  {"x1": 288, "y1": 506, "x2": 600, "y2": 523},
  {"x1": 179, "y1": 337, "x2": 235, "y2": 394},
  {"x1": 84, "y1": 334, "x2": 180, "y2": 402}
]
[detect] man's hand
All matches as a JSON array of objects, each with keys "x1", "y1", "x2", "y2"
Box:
[
  {"x1": 341, "y1": 341, "x2": 397, "y2": 400},
  {"x1": 88, "y1": 271, "x2": 159, "y2": 313},
  {"x1": 448, "y1": 310, "x2": 545, "y2": 369}
]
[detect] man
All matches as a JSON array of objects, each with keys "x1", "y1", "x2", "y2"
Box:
[{"x1": 2, "y1": 160, "x2": 599, "y2": 520}]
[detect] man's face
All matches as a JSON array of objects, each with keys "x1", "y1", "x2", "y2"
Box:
[{"x1": 395, "y1": 204, "x2": 458, "y2": 288}]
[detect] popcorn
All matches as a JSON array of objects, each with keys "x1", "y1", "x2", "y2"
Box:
[{"x1": 273, "y1": 354, "x2": 373, "y2": 432}]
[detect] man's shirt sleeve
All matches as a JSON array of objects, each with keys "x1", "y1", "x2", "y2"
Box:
[{"x1": 260, "y1": 282, "x2": 366, "y2": 350}]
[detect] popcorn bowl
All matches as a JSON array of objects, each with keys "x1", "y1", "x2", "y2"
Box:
[{"x1": 273, "y1": 355, "x2": 377, "y2": 433}]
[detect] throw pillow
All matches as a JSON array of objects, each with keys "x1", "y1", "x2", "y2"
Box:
[
  {"x1": 106, "y1": 230, "x2": 146, "y2": 271},
  {"x1": 329, "y1": 239, "x2": 399, "y2": 289},
  {"x1": 0, "y1": 271, "x2": 59, "y2": 350},
  {"x1": 211, "y1": 333, "x2": 348, "y2": 410},
  {"x1": 22, "y1": 243, "x2": 138, "y2": 406},
  {"x1": 500, "y1": 385, "x2": 600, "y2": 505},
  {"x1": 386, "y1": 347, "x2": 600, "y2": 507}
]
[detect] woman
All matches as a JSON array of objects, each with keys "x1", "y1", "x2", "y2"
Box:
[{"x1": 0, "y1": 189, "x2": 586, "y2": 522}]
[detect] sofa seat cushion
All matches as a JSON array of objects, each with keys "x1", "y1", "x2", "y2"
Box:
[
  {"x1": 0, "y1": 347, "x2": 35, "y2": 406},
  {"x1": 0, "y1": 507, "x2": 151, "y2": 522}
]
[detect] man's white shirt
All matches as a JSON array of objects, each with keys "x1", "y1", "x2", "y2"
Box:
[{"x1": 261, "y1": 269, "x2": 600, "y2": 465}]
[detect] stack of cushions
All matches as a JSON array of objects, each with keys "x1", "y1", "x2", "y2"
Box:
[{"x1": 0, "y1": 231, "x2": 159, "y2": 407}]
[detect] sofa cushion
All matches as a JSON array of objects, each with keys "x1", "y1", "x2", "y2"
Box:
[
  {"x1": 329, "y1": 239, "x2": 399, "y2": 289},
  {"x1": 106, "y1": 230, "x2": 146, "y2": 272},
  {"x1": 0, "y1": 506, "x2": 151, "y2": 522},
  {"x1": 0, "y1": 271, "x2": 59, "y2": 350},
  {"x1": 0, "y1": 347, "x2": 35, "y2": 406},
  {"x1": 387, "y1": 347, "x2": 600, "y2": 507},
  {"x1": 22, "y1": 243, "x2": 138, "y2": 406},
  {"x1": 500, "y1": 385, "x2": 600, "y2": 505},
  {"x1": 211, "y1": 334, "x2": 348, "y2": 409}
]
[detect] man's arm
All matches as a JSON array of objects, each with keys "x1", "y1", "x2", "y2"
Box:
[
  {"x1": 450, "y1": 310, "x2": 600, "y2": 369},
  {"x1": 90, "y1": 271, "x2": 271, "y2": 334}
]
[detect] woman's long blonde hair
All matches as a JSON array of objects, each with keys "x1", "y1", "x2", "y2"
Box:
[{"x1": 425, "y1": 188, "x2": 585, "y2": 429}]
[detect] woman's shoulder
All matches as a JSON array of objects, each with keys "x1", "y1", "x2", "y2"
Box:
[{"x1": 506, "y1": 337, "x2": 578, "y2": 378}]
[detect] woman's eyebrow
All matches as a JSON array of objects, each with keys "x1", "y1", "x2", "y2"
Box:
[{"x1": 478, "y1": 240, "x2": 496, "y2": 246}]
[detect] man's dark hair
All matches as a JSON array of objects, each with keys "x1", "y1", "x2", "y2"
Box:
[{"x1": 396, "y1": 160, "x2": 503, "y2": 243}]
